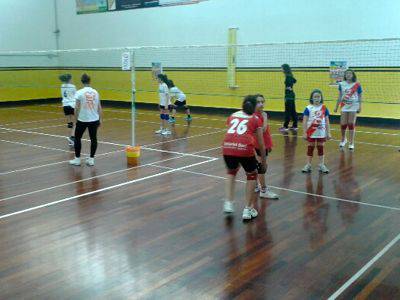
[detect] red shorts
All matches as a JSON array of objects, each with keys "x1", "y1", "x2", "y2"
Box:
[{"x1": 307, "y1": 137, "x2": 326, "y2": 143}]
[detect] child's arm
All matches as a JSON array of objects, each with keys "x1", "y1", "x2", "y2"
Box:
[
  {"x1": 334, "y1": 86, "x2": 342, "y2": 113},
  {"x1": 326, "y1": 116, "x2": 332, "y2": 140},
  {"x1": 262, "y1": 111, "x2": 268, "y2": 131},
  {"x1": 357, "y1": 93, "x2": 362, "y2": 114},
  {"x1": 255, "y1": 128, "x2": 266, "y2": 171},
  {"x1": 302, "y1": 115, "x2": 308, "y2": 140},
  {"x1": 98, "y1": 98, "x2": 103, "y2": 127}
]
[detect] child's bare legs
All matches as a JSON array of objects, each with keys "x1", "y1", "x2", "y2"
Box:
[{"x1": 348, "y1": 112, "x2": 357, "y2": 145}]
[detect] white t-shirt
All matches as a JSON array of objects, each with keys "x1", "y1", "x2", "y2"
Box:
[
  {"x1": 158, "y1": 83, "x2": 170, "y2": 107},
  {"x1": 170, "y1": 86, "x2": 186, "y2": 102},
  {"x1": 61, "y1": 83, "x2": 77, "y2": 108},
  {"x1": 303, "y1": 104, "x2": 330, "y2": 138},
  {"x1": 338, "y1": 81, "x2": 362, "y2": 112},
  {"x1": 75, "y1": 87, "x2": 100, "y2": 122}
]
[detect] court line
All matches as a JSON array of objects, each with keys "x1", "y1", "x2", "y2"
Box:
[
  {"x1": 0, "y1": 149, "x2": 125, "y2": 176},
  {"x1": 0, "y1": 139, "x2": 76, "y2": 154},
  {"x1": 1, "y1": 117, "x2": 64, "y2": 126},
  {"x1": 0, "y1": 126, "x2": 219, "y2": 159},
  {"x1": 0, "y1": 158, "x2": 218, "y2": 221},
  {"x1": 328, "y1": 232, "x2": 400, "y2": 300},
  {"x1": 0, "y1": 128, "x2": 222, "y2": 176},
  {"x1": 9, "y1": 105, "x2": 400, "y2": 137},
  {"x1": 0, "y1": 145, "x2": 219, "y2": 202},
  {"x1": 151, "y1": 164, "x2": 400, "y2": 212}
]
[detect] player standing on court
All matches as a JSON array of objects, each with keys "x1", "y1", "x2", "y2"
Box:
[
  {"x1": 59, "y1": 74, "x2": 77, "y2": 147},
  {"x1": 69, "y1": 74, "x2": 102, "y2": 167},
  {"x1": 334, "y1": 69, "x2": 362, "y2": 151},
  {"x1": 254, "y1": 94, "x2": 279, "y2": 199},
  {"x1": 279, "y1": 64, "x2": 298, "y2": 133},
  {"x1": 302, "y1": 89, "x2": 331, "y2": 173},
  {"x1": 222, "y1": 95, "x2": 267, "y2": 221},
  {"x1": 167, "y1": 79, "x2": 192, "y2": 123},
  {"x1": 156, "y1": 74, "x2": 172, "y2": 135}
]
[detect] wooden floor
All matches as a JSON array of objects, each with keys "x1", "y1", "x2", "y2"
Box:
[{"x1": 0, "y1": 103, "x2": 399, "y2": 299}]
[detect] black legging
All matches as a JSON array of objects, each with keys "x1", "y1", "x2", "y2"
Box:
[
  {"x1": 283, "y1": 99, "x2": 298, "y2": 128},
  {"x1": 74, "y1": 120, "x2": 99, "y2": 158}
]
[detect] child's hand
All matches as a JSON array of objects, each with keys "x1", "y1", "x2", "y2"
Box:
[
  {"x1": 327, "y1": 134, "x2": 332, "y2": 140},
  {"x1": 302, "y1": 134, "x2": 307, "y2": 141},
  {"x1": 334, "y1": 108, "x2": 338, "y2": 113},
  {"x1": 357, "y1": 107, "x2": 362, "y2": 114}
]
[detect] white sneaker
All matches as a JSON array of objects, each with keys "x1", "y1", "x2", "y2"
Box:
[
  {"x1": 302, "y1": 164, "x2": 312, "y2": 173},
  {"x1": 161, "y1": 129, "x2": 171, "y2": 135},
  {"x1": 155, "y1": 128, "x2": 163, "y2": 134},
  {"x1": 223, "y1": 201, "x2": 234, "y2": 214},
  {"x1": 319, "y1": 164, "x2": 330, "y2": 174},
  {"x1": 349, "y1": 144, "x2": 355, "y2": 151},
  {"x1": 242, "y1": 207, "x2": 258, "y2": 220},
  {"x1": 339, "y1": 139, "x2": 347, "y2": 149},
  {"x1": 260, "y1": 187, "x2": 279, "y2": 199},
  {"x1": 67, "y1": 137, "x2": 74, "y2": 147},
  {"x1": 69, "y1": 157, "x2": 81, "y2": 166},
  {"x1": 86, "y1": 157, "x2": 95, "y2": 166}
]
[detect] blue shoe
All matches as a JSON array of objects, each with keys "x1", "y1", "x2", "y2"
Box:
[{"x1": 168, "y1": 118, "x2": 176, "y2": 124}]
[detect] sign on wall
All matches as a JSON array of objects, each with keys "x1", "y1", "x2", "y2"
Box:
[
  {"x1": 329, "y1": 61, "x2": 347, "y2": 86},
  {"x1": 77, "y1": 0, "x2": 208, "y2": 14}
]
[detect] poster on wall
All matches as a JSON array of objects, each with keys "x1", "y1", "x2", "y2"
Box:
[
  {"x1": 114, "y1": 0, "x2": 159, "y2": 10},
  {"x1": 76, "y1": 0, "x2": 108, "y2": 14},
  {"x1": 329, "y1": 61, "x2": 347, "y2": 86}
]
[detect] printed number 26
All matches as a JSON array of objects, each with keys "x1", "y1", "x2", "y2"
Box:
[{"x1": 228, "y1": 119, "x2": 248, "y2": 135}]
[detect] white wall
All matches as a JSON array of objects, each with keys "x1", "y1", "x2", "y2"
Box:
[
  {"x1": 0, "y1": 0, "x2": 57, "y2": 51},
  {"x1": 56, "y1": 0, "x2": 400, "y2": 49}
]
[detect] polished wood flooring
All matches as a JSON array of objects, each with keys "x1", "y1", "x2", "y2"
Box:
[{"x1": 0, "y1": 104, "x2": 399, "y2": 299}]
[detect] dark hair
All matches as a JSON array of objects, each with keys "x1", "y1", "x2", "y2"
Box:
[
  {"x1": 309, "y1": 89, "x2": 324, "y2": 104},
  {"x1": 81, "y1": 73, "x2": 91, "y2": 84},
  {"x1": 281, "y1": 64, "x2": 293, "y2": 76},
  {"x1": 344, "y1": 69, "x2": 357, "y2": 82},
  {"x1": 242, "y1": 95, "x2": 257, "y2": 115},
  {"x1": 157, "y1": 74, "x2": 169, "y2": 84},
  {"x1": 59, "y1": 74, "x2": 72, "y2": 83},
  {"x1": 166, "y1": 79, "x2": 175, "y2": 88},
  {"x1": 254, "y1": 94, "x2": 265, "y2": 100}
]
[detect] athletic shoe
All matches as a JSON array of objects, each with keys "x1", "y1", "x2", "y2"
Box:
[
  {"x1": 302, "y1": 164, "x2": 312, "y2": 173},
  {"x1": 349, "y1": 144, "x2": 355, "y2": 151},
  {"x1": 289, "y1": 127, "x2": 298, "y2": 132},
  {"x1": 279, "y1": 127, "x2": 289, "y2": 133},
  {"x1": 86, "y1": 157, "x2": 95, "y2": 166},
  {"x1": 339, "y1": 139, "x2": 347, "y2": 149},
  {"x1": 67, "y1": 137, "x2": 75, "y2": 147},
  {"x1": 161, "y1": 129, "x2": 171, "y2": 135},
  {"x1": 319, "y1": 164, "x2": 330, "y2": 174},
  {"x1": 69, "y1": 157, "x2": 81, "y2": 166},
  {"x1": 223, "y1": 201, "x2": 234, "y2": 214},
  {"x1": 185, "y1": 116, "x2": 192, "y2": 121},
  {"x1": 155, "y1": 128, "x2": 163, "y2": 134},
  {"x1": 242, "y1": 207, "x2": 258, "y2": 220},
  {"x1": 260, "y1": 188, "x2": 279, "y2": 199},
  {"x1": 255, "y1": 186, "x2": 260, "y2": 193},
  {"x1": 168, "y1": 118, "x2": 176, "y2": 124}
]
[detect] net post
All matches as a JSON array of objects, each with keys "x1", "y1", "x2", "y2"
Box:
[{"x1": 130, "y1": 49, "x2": 136, "y2": 146}]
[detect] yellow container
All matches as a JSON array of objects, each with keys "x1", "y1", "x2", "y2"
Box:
[{"x1": 126, "y1": 146, "x2": 141, "y2": 166}]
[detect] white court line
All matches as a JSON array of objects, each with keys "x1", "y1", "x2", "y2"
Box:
[
  {"x1": 0, "y1": 139, "x2": 75, "y2": 154},
  {"x1": 0, "y1": 145, "x2": 219, "y2": 202},
  {"x1": 328, "y1": 232, "x2": 400, "y2": 300},
  {"x1": 0, "y1": 158, "x2": 218, "y2": 221},
  {"x1": 11, "y1": 105, "x2": 400, "y2": 137},
  {"x1": 151, "y1": 164, "x2": 400, "y2": 212},
  {"x1": 0, "y1": 149, "x2": 125, "y2": 176},
  {"x1": 1, "y1": 118, "x2": 64, "y2": 126},
  {"x1": 0, "y1": 126, "x2": 220, "y2": 160}
]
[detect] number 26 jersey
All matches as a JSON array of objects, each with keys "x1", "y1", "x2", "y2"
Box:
[{"x1": 222, "y1": 110, "x2": 262, "y2": 157}]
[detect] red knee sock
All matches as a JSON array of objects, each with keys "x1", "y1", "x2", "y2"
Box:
[
  {"x1": 317, "y1": 145, "x2": 324, "y2": 156},
  {"x1": 307, "y1": 145, "x2": 315, "y2": 156},
  {"x1": 348, "y1": 124, "x2": 355, "y2": 130}
]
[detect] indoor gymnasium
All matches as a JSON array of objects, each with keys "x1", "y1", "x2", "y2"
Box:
[{"x1": 0, "y1": 0, "x2": 399, "y2": 299}]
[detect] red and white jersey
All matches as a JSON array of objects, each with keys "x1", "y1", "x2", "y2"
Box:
[
  {"x1": 222, "y1": 111, "x2": 262, "y2": 157},
  {"x1": 339, "y1": 81, "x2": 362, "y2": 112},
  {"x1": 254, "y1": 111, "x2": 273, "y2": 150},
  {"x1": 304, "y1": 104, "x2": 330, "y2": 139}
]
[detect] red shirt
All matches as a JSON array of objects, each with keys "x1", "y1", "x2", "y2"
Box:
[
  {"x1": 254, "y1": 111, "x2": 273, "y2": 150},
  {"x1": 222, "y1": 111, "x2": 262, "y2": 157}
]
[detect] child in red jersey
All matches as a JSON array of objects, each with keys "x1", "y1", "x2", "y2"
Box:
[
  {"x1": 254, "y1": 94, "x2": 279, "y2": 199},
  {"x1": 222, "y1": 95, "x2": 267, "y2": 221}
]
